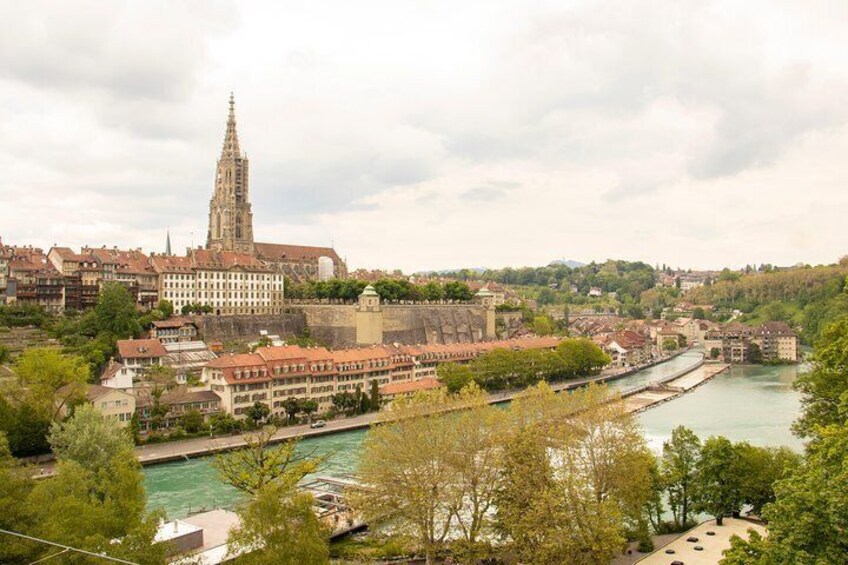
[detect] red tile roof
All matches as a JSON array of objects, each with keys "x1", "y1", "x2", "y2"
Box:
[
  {"x1": 254, "y1": 242, "x2": 342, "y2": 264},
  {"x1": 117, "y1": 338, "x2": 168, "y2": 359}
]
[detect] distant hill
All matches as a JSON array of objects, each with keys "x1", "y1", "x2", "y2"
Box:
[{"x1": 549, "y1": 259, "x2": 586, "y2": 269}]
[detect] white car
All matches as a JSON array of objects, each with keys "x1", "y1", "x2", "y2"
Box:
[{"x1": 310, "y1": 420, "x2": 327, "y2": 429}]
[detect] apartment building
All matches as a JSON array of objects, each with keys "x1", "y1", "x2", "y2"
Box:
[
  {"x1": 151, "y1": 249, "x2": 284, "y2": 316},
  {"x1": 202, "y1": 337, "x2": 561, "y2": 420},
  {"x1": 704, "y1": 322, "x2": 798, "y2": 363},
  {"x1": 6, "y1": 247, "x2": 65, "y2": 313}
]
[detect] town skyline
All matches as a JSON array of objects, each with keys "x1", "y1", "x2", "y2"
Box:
[{"x1": 2, "y1": 1, "x2": 847, "y2": 273}]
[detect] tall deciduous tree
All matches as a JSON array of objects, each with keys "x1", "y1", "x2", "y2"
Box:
[
  {"x1": 95, "y1": 282, "x2": 142, "y2": 339},
  {"x1": 350, "y1": 389, "x2": 463, "y2": 564},
  {"x1": 0, "y1": 431, "x2": 36, "y2": 563},
  {"x1": 27, "y1": 409, "x2": 166, "y2": 565},
  {"x1": 11, "y1": 347, "x2": 88, "y2": 422},
  {"x1": 228, "y1": 482, "x2": 329, "y2": 565},
  {"x1": 212, "y1": 427, "x2": 320, "y2": 495},
  {"x1": 48, "y1": 403, "x2": 134, "y2": 472},
  {"x1": 693, "y1": 436, "x2": 743, "y2": 525},
  {"x1": 661, "y1": 425, "x2": 701, "y2": 529}
]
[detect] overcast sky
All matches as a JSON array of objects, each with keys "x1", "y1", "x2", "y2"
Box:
[{"x1": 1, "y1": 0, "x2": 847, "y2": 273}]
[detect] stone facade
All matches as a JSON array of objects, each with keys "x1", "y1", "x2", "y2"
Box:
[
  {"x1": 203, "y1": 95, "x2": 346, "y2": 283},
  {"x1": 206, "y1": 94, "x2": 255, "y2": 255}
]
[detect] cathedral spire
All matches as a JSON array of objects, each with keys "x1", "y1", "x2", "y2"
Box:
[
  {"x1": 165, "y1": 230, "x2": 172, "y2": 255},
  {"x1": 221, "y1": 92, "x2": 241, "y2": 159}
]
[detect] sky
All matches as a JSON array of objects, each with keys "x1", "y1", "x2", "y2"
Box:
[{"x1": 1, "y1": 0, "x2": 847, "y2": 273}]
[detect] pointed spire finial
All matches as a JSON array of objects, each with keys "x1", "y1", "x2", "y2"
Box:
[
  {"x1": 221, "y1": 93, "x2": 241, "y2": 158},
  {"x1": 165, "y1": 229, "x2": 172, "y2": 256}
]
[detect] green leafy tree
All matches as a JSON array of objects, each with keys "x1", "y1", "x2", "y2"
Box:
[
  {"x1": 734, "y1": 443, "x2": 800, "y2": 516},
  {"x1": 661, "y1": 426, "x2": 701, "y2": 530},
  {"x1": 299, "y1": 399, "x2": 319, "y2": 421},
  {"x1": 556, "y1": 338, "x2": 611, "y2": 376},
  {"x1": 283, "y1": 397, "x2": 300, "y2": 424},
  {"x1": 48, "y1": 403, "x2": 134, "y2": 472},
  {"x1": 157, "y1": 299, "x2": 174, "y2": 318},
  {"x1": 533, "y1": 315, "x2": 554, "y2": 336},
  {"x1": 227, "y1": 482, "x2": 330, "y2": 565},
  {"x1": 11, "y1": 348, "x2": 88, "y2": 422},
  {"x1": 181, "y1": 409, "x2": 205, "y2": 434},
  {"x1": 0, "y1": 431, "x2": 36, "y2": 563},
  {"x1": 95, "y1": 282, "x2": 142, "y2": 338},
  {"x1": 27, "y1": 411, "x2": 166, "y2": 565},
  {"x1": 693, "y1": 436, "x2": 743, "y2": 525},
  {"x1": 212, "y1": 427, "x2": 321, "y2": 495},
  {"x1": 211, "y1": 412, "x2": 241, "y2": 434},
  {"x1": 444, "y1": 281, "x2": 473, "y2": 301},
  {"x1": 246, "y1": 401, "x2": 271, "y2": 425},
  {"x1": 369, "y1": 379, "x2": 380, "y2": 412},
  {"x1": 437, "y1": 362, "x2": 476, "y2": 393},
  {"x1": 793, "y1": 316, "x2": 848, "y2": 438}
]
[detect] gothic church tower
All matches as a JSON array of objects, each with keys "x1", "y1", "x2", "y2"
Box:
[{"x1": 206, "y1": 94, "x2": 255, "y2": 254}]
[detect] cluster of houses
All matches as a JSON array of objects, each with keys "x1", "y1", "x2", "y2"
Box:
[
  {"x1": 72, "y1": 332, "x2": 561, "y2": 433},
  {"x1": 570, "y1": 314, "x2": 799, "y2": 367}
]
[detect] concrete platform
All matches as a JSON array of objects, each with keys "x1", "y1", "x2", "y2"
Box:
[{"x1": 636, "y1": 518, "x2": 766, "y2": 565}]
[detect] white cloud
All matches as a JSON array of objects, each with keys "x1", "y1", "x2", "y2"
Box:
[{"x1": 1, "y1": 0, "x2": 847, "y2": 271}]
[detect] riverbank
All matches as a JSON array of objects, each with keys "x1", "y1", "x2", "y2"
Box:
[
  {"x1": 29, "y1": 350, "x2": 697, "y2": 479},
  {"x1": 128, "y1": 350, "x2": 696, "y2": 468}
]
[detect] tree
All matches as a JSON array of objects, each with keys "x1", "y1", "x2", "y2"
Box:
[
  {"x1": 212, "y1": 427, "x2": 321, "y2": 495},
  {"x1": 95, "y1": 282, "x2": 142, "y2": 339},
  {"x1": 710, "y1": 347, "x2": 721, "y2": 359},
  {"x1": 48, "y1": 404, "x2": 134, "y2": 472},
  {"x1": 299, "y1": 399, "x2": 318, "y2": 421},
  {"x1": 663, "y1": 337, "x2": 678, "y2": 352},
  {"x1": 495, "y1": 427, "x2": 566, "y2": 564},
  {"x1": 211, "y1": 412, "x2": 241, "y2": 434},
  {"x1": 734, "y1": 443, "x2": 800, "y2": 516},
  {"x1": 283, "y1": 397, "x2": 301, "y2": 424},
  {"x1": 661, "y1": 426, "x2": 701, "y2": 530},
  {"x1": 157, "y1": 299, "x2": 174, "y2": 318},
  {"x1": 350, "y1": 389, "x2": 463, "y2": 564},
  {"x1": 793, "y1": 316, "x2": 848, "y2": 438},
  {"x1": 246, "y1": 401, "x2": 271, "y2": 426},
  {"x1": 693, "y1": 436, "x2": 743, "y2": 525},
  {"x1": 181, "y1": 409, "x2": 205, "y2": 434},
  {"x1": 437, "y1": 362, "x2": 476, "y2": 393},
  {"x1": 369, "y1": 379, "x2": 380, "y2": 412},
  {"x1": 496, "y1": 383, "x2": 650, "y2": 563},
  {"x1": 27, "y1": 413, "x2": 166, "y2": 565},
  {"x1": 443, "y1": 281, "x2": 473, "y2": 301},
  {"x1": 0, "y1": 431, "x2": 36, "y2": 563},
  {"x1": 0, "y1": 344, "x2": 9, "y2": 364},
  {"x1": 749, "y1": 342, "x2": 763, "y2": 364},
  {"x1": 693, "y1": 307, "x2": 706, "y2": 319},
  {"x1": 9, "y1": 348, "x2": 88, "y2": 422},
  {"x1": 227, "y1": 482, "x2": 330, "y2": 565},
  {"x1": 556, "y1": 338, "x2": 610, "y2": 376},
  {"x1": 533, "y1": 315, "x2": 554, "y2": 336}
]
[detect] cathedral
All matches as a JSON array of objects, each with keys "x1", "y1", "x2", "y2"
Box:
[{"x1": 206, "y1": 95, "x2": 346, "y2": 282}]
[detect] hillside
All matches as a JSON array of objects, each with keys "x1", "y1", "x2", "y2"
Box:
[{"x1": 686, "y1": 261, "x2": 848, "y2": 343}]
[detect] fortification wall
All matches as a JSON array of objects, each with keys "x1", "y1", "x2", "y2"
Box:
[
  {"x1": 192, "y1": 312, "x2": 306, "y2": 343},
  {"x1": 190, "y1": 304, "x2": 491, "y2": 348},
  {"x1": 381, "y1": 305, "x2": 489, "y2": 345},
  {"x1": 296, "y1": 305, "x2": 358, "y2": 347}
]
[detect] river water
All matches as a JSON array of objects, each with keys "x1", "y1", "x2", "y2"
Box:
[{"x1": 143, "y1": 351, "x2": 804, "y2": 518}]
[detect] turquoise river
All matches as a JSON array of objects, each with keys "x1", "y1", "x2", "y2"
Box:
[{"x1": 144, "y1": 350, "x2": 803, "y2": 519}]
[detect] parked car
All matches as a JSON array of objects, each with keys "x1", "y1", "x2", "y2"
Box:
[{"x1": 310, "y1": 420, "x2": 327, "y2": 429}]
